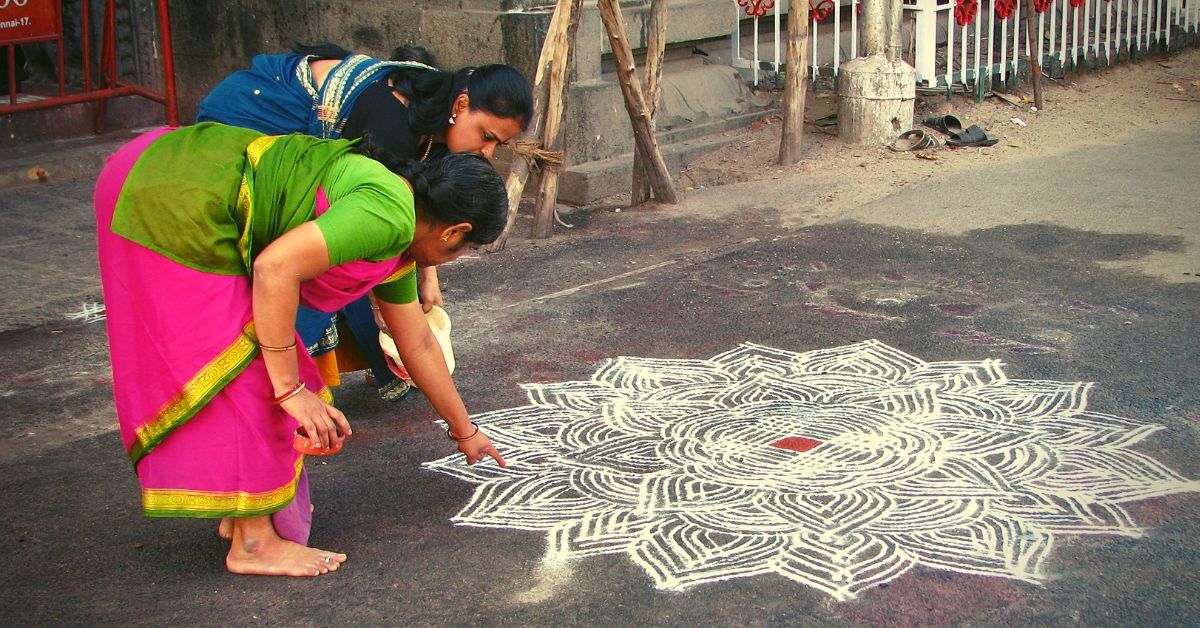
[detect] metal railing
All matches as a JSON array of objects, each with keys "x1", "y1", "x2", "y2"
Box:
[
  {"x1": 1, "y1": 0, "x2": 177, "y2": 127},
  {"x1": 911, "y1": 0, "x2": 1196, "y2": 92},
  {"x1": 731, "y1": 0, "x2": 1197, "y2": 93}
]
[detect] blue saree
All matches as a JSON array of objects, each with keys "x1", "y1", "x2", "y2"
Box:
[{"x1": 196, "y1": 53, "x2": 432, "y2": 139}]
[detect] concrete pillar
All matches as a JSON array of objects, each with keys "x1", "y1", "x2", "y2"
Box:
[
  {"x1": 837, "y1": 0, "x2": 916, "y2": 146},
  {"x1": 836, "y1": 54, "x2": 916, "y2": 146}
]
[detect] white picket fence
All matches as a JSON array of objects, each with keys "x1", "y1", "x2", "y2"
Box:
[{"x1": 732, "y1": 0, "x2": 1198, "y2": 92}]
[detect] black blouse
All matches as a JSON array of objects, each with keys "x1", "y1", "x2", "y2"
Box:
[{"x1": 341, "y1": 80, "x2": 423, "y2": 160}]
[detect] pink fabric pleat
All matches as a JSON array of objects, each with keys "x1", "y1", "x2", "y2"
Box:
[{"x1": 298, "y1": 186, "x2": 408, "y2": 313}]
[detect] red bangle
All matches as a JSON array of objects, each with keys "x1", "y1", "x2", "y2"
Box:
[
  {"x1": 447, "y1": 421, "x2": 480, "y2": 441},
  {"x1": 272, "y1": 381, "x2": 306, "y2": 404}
]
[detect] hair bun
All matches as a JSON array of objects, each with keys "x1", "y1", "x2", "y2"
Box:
[
  {"x1": 409, "y1": 172, "x2": 431, "y2": 197},
  {"x1": 396, "y1": 159, "x2": 430, "y2": 193}
]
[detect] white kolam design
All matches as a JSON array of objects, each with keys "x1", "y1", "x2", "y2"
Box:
[{"x1": 423, "y1": 340, "x2": 1198, "y2": 600}]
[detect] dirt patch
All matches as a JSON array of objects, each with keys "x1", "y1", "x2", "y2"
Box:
[{"x1": 665, "y1": 46, "x2": 1200, "y2": 215}]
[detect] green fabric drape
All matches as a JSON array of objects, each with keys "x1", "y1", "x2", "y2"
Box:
[{"x1": 110, "y1": 122, "x2": 355, "y2": 275}]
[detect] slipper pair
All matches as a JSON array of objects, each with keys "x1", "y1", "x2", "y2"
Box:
[
  {"x1": 946, "y1": 125, "x2": 998, "y2": 148},
  {"x1": 888, "y1": 129, "x2": 940, "y2": 152},
  {"x1": 923, "y1": 114, "x2": 965, "y2": 136},
  {"x1": 923, "y1": 114, "x2": 998, "y2": 148}
]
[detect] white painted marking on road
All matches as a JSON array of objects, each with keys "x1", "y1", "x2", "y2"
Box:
[
  {"x1": 496, "y1": 238, "x2": 761, "y2": 311},
  {"x1": 425, "y1": 340, "x2": 1200, "y2": 600},
  {"x1": 65, "y1": 301, "x2": 106, "y2": 323},
  {"x1": 498, "y1": 261, "x2": 677, "y2": 309}
]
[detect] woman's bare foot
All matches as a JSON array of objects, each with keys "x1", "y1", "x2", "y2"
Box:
[
  {"x1": 225, "y1": 515, "x2": 346, "y2": 576},
  {"x1": 221, "y1": 503, "x2": 314, "y2": 540}
]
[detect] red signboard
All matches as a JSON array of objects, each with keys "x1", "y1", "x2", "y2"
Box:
[{"x1": 0, "y1": 0, "x2": 59, "y2": 44}]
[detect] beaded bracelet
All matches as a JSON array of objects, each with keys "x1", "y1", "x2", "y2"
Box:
[
  {"x1": 272, "y1": 381, "x2": 306, "y2": 405},
  {"x1": 447, "y1": 421, "x2": 480, "y2": 441},
  {"x1": 260, "y1": 341, "x2": 298, "y2": 352}
]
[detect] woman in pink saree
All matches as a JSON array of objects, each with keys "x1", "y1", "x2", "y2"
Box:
[{"x1": 95, "y1": 122, "x2": 507, "y2": 576}]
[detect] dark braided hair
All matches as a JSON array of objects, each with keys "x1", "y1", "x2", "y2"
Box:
[
  {"x1": 387, "y1": 67, "x2": 456, "y2": 136},
  {"x1": 451, "y1": 64, "x2": 533, "y2": 131},
  {"x1": 391, "y1": 63, "x2": 532, "y2": 136},
  {"x1": 390, "y1": 45, "x2": 438, "y2": 67},
  {"x1": 354, "y1": 140, "x2": 508, "y2": 244}
]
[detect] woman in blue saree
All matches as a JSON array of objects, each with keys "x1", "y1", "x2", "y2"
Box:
[{"x1": 197, "y1": 46, "x2": 532, "y2": 399}]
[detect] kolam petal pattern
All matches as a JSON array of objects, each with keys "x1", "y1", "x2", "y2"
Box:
[{"x1": 423, "y1": 340, "x2": 1199, "y2": 600}]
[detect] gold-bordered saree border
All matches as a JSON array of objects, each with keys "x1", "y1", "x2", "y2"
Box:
[
  {"x1": 143, "y1": 456, "x2": 305, "y2": 518},
  {"x1": 127, "y1": 320, "x2": 335, "y2": 465},
  {"x1": 127, "y1": 321, "x2": 258, "y2": 465},
  {"x1": 234, "y1": 134, "x2": 281, "y2": 268}
]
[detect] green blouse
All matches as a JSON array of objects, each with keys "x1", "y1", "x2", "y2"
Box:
[{"x1": 315, "y1": 153, "x2": 419, "y2": 304}]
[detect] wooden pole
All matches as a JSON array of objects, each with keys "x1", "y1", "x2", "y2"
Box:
[
  {"x1": 484, "y1": 0, "x2": 581, "y2": 252},
  {"x1": 1023, "y1": 0, "x2": 1044, "y2": 110},
  {"x1": 630, "y1": 0, "x2": 668, "y2": 206},
  {"x1": 776, "y1": 7, "x2": 809, "y2": 165},
  {"x1": 597, "y1": 0, "x2": 678, "y2": 205},
  {"x1": 530, "y1": 0, "x2": 585, "y2": 238}
]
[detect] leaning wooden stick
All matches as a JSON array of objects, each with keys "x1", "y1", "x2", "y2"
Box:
[
  {"x1": 485, "y1": 0, "x2": 579, "y2": 252},
  {"x1": 776, "y1": 6, "x2": 810, "y2": 165},
  {"x1": 631, "y1": 0, "x2": 668, "y2": 206},
  {"x1": 531, "y1": 0, "x2": 585, "y2": 239},
  {"x1": 597, "y1": 0, "x2": 678, "y2": 204}
]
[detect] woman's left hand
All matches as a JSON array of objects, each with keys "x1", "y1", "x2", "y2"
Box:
[
  {"x1": 417, "y1": 266, "x2": 444, "y2": 314},
  {"x1": 280, "y1": 388, "x2": 352, "y2": 450},
  {"x1": 458, "y1": 429, "x2": 506, "y2": 467}
]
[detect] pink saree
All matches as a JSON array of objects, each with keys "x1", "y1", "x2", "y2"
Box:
[{"x1": 96, "y1": 127, "x2": 407, "y2": 544}]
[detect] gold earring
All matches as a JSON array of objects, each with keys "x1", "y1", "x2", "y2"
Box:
[
  {"x1": 448, "y1": 114, "x2": 456, "y2": 125},
  {"x1": 440, "y1": 234, "x2": 450, "y2": 242}
]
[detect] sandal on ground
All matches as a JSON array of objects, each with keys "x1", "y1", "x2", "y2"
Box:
[
  {"x1": 946, "y1": 124, "x2": 999, "y2": 148},
  {"x1": 922, "y1": 114, "x2": 965, "y2": 136},
  {"x1": 378, "y1": 378, "x2": 412, "y2": 402},
  {"x1": 888, "y1": 129, "x2": 940, "y2": 152}
]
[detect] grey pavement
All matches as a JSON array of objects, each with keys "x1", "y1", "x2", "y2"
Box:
[{"x1": 1, "y1": 121, "x2": 1198, "y2": 626}]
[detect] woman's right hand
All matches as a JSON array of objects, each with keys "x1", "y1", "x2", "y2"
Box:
[
  {"x1": 281, "y1": 389, "x2": 352, "y2": 450},
  {"x1": 458, "y1": 429, "x2": 506, "y2": 467}
]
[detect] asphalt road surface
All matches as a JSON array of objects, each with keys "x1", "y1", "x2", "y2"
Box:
[{"x1": 1, "y1": 121, "x2": 1197, "y2": 626}]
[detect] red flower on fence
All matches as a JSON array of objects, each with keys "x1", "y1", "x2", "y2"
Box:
[
  {"x1": 1068, "y1": 0, "x2": 1084, "y2": 6},
  {"x1": 954, "y1": 0, "x2": 978, "y2": 26},
  {"x1": 1033, "y1": 0, "x2": 1052, "y2": 12},
  {"x1": 995, "y1": 0, "x2": 1018, "y2": 19},
  {"x1": 809, "y1": 0, "x2": 835, "y2": 21},
  {"x1": 738, "y1": 0, "x2": 776, "y2": 17}
]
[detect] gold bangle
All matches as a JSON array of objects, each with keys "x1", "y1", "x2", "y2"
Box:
[{"x1": 259, "y1": 341, "x2": 298, "y2": 352}]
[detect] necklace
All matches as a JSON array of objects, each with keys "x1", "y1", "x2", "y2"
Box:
[{"x1": 420, "y1": 136, "x2": 434, "y2": 162}]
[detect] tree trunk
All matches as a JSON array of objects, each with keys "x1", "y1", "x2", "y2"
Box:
[
  {"x1": 776, "y1": 8, "x2": 809, "y2": 165},
  {"x1": 861, "y1": 0, "x2": 886, "y2": 57},
  {"x1": 886, "y1": 0, "x2": 903, "y2": 63},
  {"x1": 1023, "y1": 0, "x2": 1044, "y2": 110}
]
